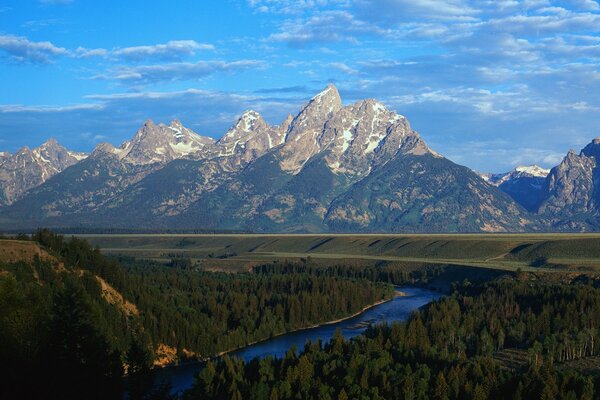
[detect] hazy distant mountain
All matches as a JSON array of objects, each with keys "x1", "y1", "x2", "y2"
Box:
[
  {"x1": 0, "y1": 139, "x2": 87, "y2": 206},
  {"x1": 481, "y1": 165, "x2": 550, "y2": 212},
  {"x1": 5, "y1": 86, "x2": 600, "y2": 232}
]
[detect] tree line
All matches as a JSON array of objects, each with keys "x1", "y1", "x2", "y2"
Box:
[{"x1": 187, "y1": 279, "x2": 600, "y2": 400}]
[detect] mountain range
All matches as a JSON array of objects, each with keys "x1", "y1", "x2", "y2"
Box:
[{"x1": 2, "y1": 84, "x2": 600, "y2": 233}]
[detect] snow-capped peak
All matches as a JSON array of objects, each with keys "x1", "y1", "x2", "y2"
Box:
[
  {"x1": 482, "y1": 164, "x2": 550, "y2": 186},
  {"x1": 222, "y1": 110, "x2": 264, "y2": 141},
  {"x1": 238, "y1": 110, "x2": 261, "y2": 133},
  {"x1": 514, "y1": 165, "x2": 550, "y2": 178}
]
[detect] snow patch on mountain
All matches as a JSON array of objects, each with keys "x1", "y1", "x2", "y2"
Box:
[{"x1": 482, "y1": 165, "x2": 550, "y2": 187}]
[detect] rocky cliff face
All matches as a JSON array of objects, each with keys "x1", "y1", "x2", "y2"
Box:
[
  {"x1": 279, "y1": 84, "x2": 343, "y2": 173},
  {"x1": 532, "y1": 140, "x2": 600, "y2": 230},
  {"x1": 0, "y1": 139, "x2": 87, "y2": 205},
  {"x1": 213, "y1": 110, "x2": 288, "y2": 172}
]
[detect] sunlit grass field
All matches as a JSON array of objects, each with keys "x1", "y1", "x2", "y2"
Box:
[{"x1": 77, "y1": 233, "x2": 600, "y2": 273}]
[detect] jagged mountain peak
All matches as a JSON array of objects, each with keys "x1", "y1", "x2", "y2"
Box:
[
  {"x1": 0, "y1": 138, "x2": 87, "y2": 205},
  {"x1": 35, "y1": 138, "x2": 73, "y2": 155},
  {"x1": 221, "y1": 110, "x2": 267, "y2": 142},
  {"x1": 279, "y1": 86, "x2": 428, "y2": 174},
  {"x1": 307, "y1": 84, "x2": 342, "y2": 115},
  {"x1": 169, "y1": 118, "x2": 183, "y2": 127},
  {"x1": 15, "y1": 146, "x2": 32, "y2": 155},
  {"x1": 167, "y1": 119, "x2": 186, "y2": 136},
  {"x1": 288, "y1": 85, "x2": 343, "y2": 133},
  {"x1": 214, "y1": 110, "x2": 286, "y2": 169},
  {"x1": 13, "y1": 86, "x2": 600, "y2": 233},
  {"x1": 91, "y1": 142, "x2": 123, "y2": 158},
  {"x1": 39, "y1": 137, "x2": 59, "y2": 148},
  {"x1": 279, "y1": 85, "x2": 344, "y2": 173},
  {"x1": 112, "y1": 119, "x2": 214, "y2": 164},
  {"x1": 311, "y1": 84, "x2": 341, "y2": 105},
  {"x1": 281, "y1": 114, "x2": 293, "y2": 127}
]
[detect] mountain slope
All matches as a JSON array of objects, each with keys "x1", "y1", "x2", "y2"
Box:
[
  {"x1": 482, "y1": 165, "x2": 550, "y2": 212},
  {"x1": 0, "y1": 139, "x2": 87, "y2": 206},
  {"x1": 326, "y1": 153, "x2": 533, "y2": 232}
]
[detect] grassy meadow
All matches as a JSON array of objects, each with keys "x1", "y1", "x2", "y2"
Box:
[{"x1": 77, "y1": 233, "x2": 600, "y2": 274}]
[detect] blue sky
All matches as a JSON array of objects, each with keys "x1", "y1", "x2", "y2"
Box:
[{"x1": 1, "y1": 0, "x2": 600, "y2": 172}]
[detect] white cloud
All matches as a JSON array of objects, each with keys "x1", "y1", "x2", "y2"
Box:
[
  {"x1": 97, "y1": 60, "x2": 267, "y2": 84},
  {"x1": 73, "y1": 40, "x2": 214, "y2": 61},
  {"x1": 112, "y1": 40, "x2": 214, "y2": 61},
  {"x1": 248, "y1": 0, "x2": 351, "y2": 14},
  {"x1": 328, "y1": 62, "x2": 359, "y2": 74},
  {"x1": 0, "y1": 103, "x2": 103, "y2": 113},
  {"x1": 0, "y1": 34, "x2": 67, "y2": 63},
  {"x1": 74, "y1": 47, "x2": 109, "y2": 58},
  {"x1": 267, "y1": 10, "x2": 386, "y2": 45}
]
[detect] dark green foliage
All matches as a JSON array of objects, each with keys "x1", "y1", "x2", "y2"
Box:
[
  {"x1": 44, "y1": 279, "x2": 124, "y2": 399},
  {"x1": 188, "y1": 280, "x2": 600, "y2": 399},
  {"x1": 116, "y1": 257, "x2": 393, "y2": 357},
  {"x1": 127, "y1": 332, "x2": 157, "y2": 400},
  {"x1": 254, "y1": 260, "x2": 416, "y2": 285},
  {"x1": 0, "y1": 270, "x2": 123, "y2": 399}
]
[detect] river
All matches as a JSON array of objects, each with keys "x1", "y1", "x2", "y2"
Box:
[{"x1": 153, "y1": 286, "x2": 442, "y2": 394}]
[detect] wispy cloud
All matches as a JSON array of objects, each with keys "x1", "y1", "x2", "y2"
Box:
[
  {"x1": 75, "y1": 40, "x2": 214, "y2": 61},
  {"x1": 0, "y1": 34, "x2": 67, "y2": 63},
  {"x1": 21, "y1": 19, "x2": 62, "y2": 31},
  {"x1": 328, "y1": 62, "x2": 359, "y2": 74},
  {"x1": 74, "y1": 47, "x2": 109, "y2": 58},
  {"x1": 267, "y1": 10, "x2": 387, "y2": 45},
  {"x1": 112, "y1": 40, "x2": 214, "y2": 61},
  {"x1": 96, "y1": 60, "x2": 267, "y2": 84},
  {"x1": 254, "y1": 85, "x2": 309, "y2": 94},
  {"x1": 0, "y1": 103, "x2": 102, "y2": 113},
  {"x1": 248, "y1": 0, "x2": 351, "y2": 14},
  {"x1": 0, "y1": 36, "x2": 214, "y2": 63}
]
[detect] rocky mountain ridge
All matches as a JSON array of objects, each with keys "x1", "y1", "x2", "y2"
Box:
[
  {"x1": 1, "y1": 85, "x2": 599, "y2": 232},
  {"x1": 0, "y1": 139, "x2": 87, "y2": 206}
]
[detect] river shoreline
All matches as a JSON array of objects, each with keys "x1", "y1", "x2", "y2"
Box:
[
  {"x1": 158, "y1": 292, "x2": 398, "y2": 369},
  {"x1": 153, "y1": 286, "x2": 441, "y2": 394}
]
